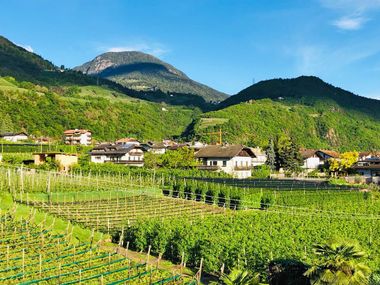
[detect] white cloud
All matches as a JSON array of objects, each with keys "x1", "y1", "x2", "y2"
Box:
[
  {"x1": 320, "y1": 0, "x2": 380, "y2": 30},
  {"x1": 333, "y1": 16, "x2": 367, "y2": 30},
  {"x1": 17, "y1": 44, "x2": 34, "y2": 53},
  {"x1": 105, "y1": 43, "x2": 169, "y2": 57}
]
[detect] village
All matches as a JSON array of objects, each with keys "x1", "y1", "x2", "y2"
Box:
[{"x1": 1, "y1": 129, "x2": 379, "y2": 184}]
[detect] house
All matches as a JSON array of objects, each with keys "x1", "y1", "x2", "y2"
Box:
[
  {"x1": 33, "y1": 152, "x2": 78, "y2": 172},
  {"x1": 300, "y1": 149, "x2": 321, "y2": 170},
  {"x1": 141, "y1": 141, "x2": 167, "y2": 154},
  {"x1": 115, "y1": 138, "x2": 140, "y2": 147},
  {"x1": 0, "y1": 132, "x2": 28, "y2": 142},
  {"x1": 300, "y1": 149, "x2": 340, "y2": 170},
  {"x1": 359, "y1": 151, "x2": 380, "y2": 161},
  {"x1": 63, "y1": 129, "x2": 92, "y2": 145},
  {"x1": 315, "y1": 150, "x2": 340, "y2": 162},
  {"x1": 194, "y1": 144, "x2": 256, "y2": 179},
  {"x1": 250, "y1": 147, "x2": 267, "y2": 167},
  {"x1": 352, "y1": 158, "x2": 380, "y2": 184},
  {"x1": 90, "y1": 143, "x2": 144, "y2": 167}
]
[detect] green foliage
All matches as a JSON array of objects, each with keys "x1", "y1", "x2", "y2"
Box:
[
  {"x1": 305, "y1": 239, "x2": 371, "y2": 285},
  {"x1": 0, "y1": 76, "x2": 197, "y2": 141},
  {"x1": 123, "y1": 210, "x2": 380, "y2": 277},
  {"x1": 192, "y1": 98, "x2": 380, "y2": 151},
  {"x1": 159, "y1": 147, "x2": 198, "y2": 169},
  {"x1": 251, "y1": 165, "x2": 271, "y2": 179},
  {"x1": 211, "y1": 269, "x2": 260, "y2": 285}
]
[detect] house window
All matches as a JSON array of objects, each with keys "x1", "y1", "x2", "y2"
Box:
[
  {"x1": 212, "y1": 161, "x2": 217, "y2": 166},
  {"x1": 222, "y1": 161, "x2": 227, "y2": 167}
]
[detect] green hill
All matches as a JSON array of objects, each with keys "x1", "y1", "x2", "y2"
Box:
[
  {"x1": 75, "y1": 51, "x2": 227, "y2": 102},
  {"x1": 219, "y1": 76, "x2": 380, "y2": 120},
  {"x1": 188, "y1": 77, "x2": 380, "y2": 151},
  {"x1": 0, "y1": 76, "x2": 198, "y2": 141}
]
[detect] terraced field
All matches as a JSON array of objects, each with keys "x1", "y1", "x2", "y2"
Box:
[
  {"x1": 0, "y1": 213, "x2": 194, "y2": 284},
  {"x1": 27, "y1": 195, "x2": 226, "y2": 233}
]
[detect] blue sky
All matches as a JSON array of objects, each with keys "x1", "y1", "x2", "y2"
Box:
[{"x1": 1, "y1": 0, "x2": 380, "y2": 98}]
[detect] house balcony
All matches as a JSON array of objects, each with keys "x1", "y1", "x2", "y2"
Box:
[{"x1": 197, "y1": 165, "x2": 220, "y2": 171}]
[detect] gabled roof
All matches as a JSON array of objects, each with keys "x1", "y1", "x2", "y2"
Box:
[
  {"x1": 0, "y1": 132, "x2": 28, "y2": 137},
  {"x1": 316, "y1": 150, "x2": 340, "y2": 158},
  {"x1": 300, "y1": 149, "x2": 317, "y2": 159},
  {"x1": 90, "y1": 144, "x2": 141, "y2": 155},
  {"x1": 195, "y1": 145, "x2": 256, "y2": 159}
]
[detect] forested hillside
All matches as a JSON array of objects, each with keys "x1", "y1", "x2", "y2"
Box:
[
  {"x1": 0, "y1": 76, "x2": 197, "y2": 141},
  {"x1": 190, "y1": 99, "x2": 380, "y2": 151}
]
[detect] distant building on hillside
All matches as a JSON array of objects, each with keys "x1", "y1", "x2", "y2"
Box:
[
  {"x1": 63, "y1": 129, "x2": 92, "y2": 145},
  {"x1": 0, "y1": 132, "x2": 28, "y2": 142},
  {"x1": 90, "y1": 143, "x2": 144, "y2": 167},
  {"x1": 195, "y1": 144, "x2": 256, "y2": 179}
]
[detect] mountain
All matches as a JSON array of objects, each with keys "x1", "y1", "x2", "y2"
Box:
[
  {"x1": 218, "y1": 76, "x2": 380, "y2": 119},
  {"x1": 187, "y1": 76, "x2": 380, "y2": 151},
  {"x1": 0, "y1": 36, "x2": 214, "y2": 109},
  {"x1": 74, "y1": 51, "x2": 227, "y2": 102}
]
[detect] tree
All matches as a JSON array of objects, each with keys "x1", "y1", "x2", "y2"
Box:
[
  {"x1": 272, "y1": 134, "x2": 302, "y2": 172},
  {"x1": 160, "y1": 147, "x2": 198, "y2": 169},
  {"x1": 211, "y1": 269, "x2": 260, "y2": 285},
  {"x1": 328, "y1": 152, "x2": 359, "y2": 175},
  {"x1": 265, "y1": 138, "x2": 276, "y2": 171},
  {"x1": 304, "y1": 239, "x2": 371, "y2": 285}
]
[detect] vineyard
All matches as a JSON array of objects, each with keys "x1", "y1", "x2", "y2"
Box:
[
  {"x1": 0, "y1": 212, "x2": 194, "y2": 285},
  {"x1": 1, "y1": 166, "x2": 380, "y2": 283},
  {"x1": 26, "y1": 194, "x2": 225, "y2": 233}
]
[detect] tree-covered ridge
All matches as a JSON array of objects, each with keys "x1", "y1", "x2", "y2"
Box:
[
  {"x1": 0, "y1": 76, "x2": 198, "y2": 141},
  {"x1": 190, "y1": 99, "x2": 380, "y2": 151},
  {"x1": 219, "y1": 76, "x2": 380, "y2": 120},
  {"x1": 0, "y1": 36, "x2": 56, "y2": 80},
  {"x1": 75, "y1": 51, "x2": 227, "y2": 102}
]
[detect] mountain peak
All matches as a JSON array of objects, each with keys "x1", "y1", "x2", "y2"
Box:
[{"x1": 75, "y1": 51, "x2": 227, "y2": 102}]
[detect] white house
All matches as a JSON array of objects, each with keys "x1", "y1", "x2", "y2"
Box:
[
  {"x1": 250, "y1": 147, "x2": 267, "y2": 167},
  {"x1": 300, "y1": 149, "x2": 340, "y2": 170},
  {"x1": 195, "y1": 144, "x2": 256, "y2": 179},
  {"x1": 90, "y1": 143, "x2": 144, "y2": 167},
  {"x1": 64, "y1": 129, "x2": 92, "y2": 146},
  {"x1": 0, "y1": 132, "x2": 28, "y2": 142}
]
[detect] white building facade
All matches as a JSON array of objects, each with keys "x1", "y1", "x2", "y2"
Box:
[{"x1": 195, "y1": 145, "x2": 255, "y2": 179}]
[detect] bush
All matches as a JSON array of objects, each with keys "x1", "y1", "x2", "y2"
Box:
[
  {"x1": 251, "y1": 165, "x2": 271, "y2": 179},
  {"x1": 260, "y1": 193, "x2": 275, "y2": 210}
]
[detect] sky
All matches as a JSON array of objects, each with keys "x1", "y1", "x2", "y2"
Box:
[{"x1": 1, "y1": 0, "x2": 380, "y2": 98}]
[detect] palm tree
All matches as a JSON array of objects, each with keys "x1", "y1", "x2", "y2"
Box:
[
  {"x1": 210, "y1": 269, "x2": 260, "y2": 285},
  {"x1": 304, "y1": 239, "x2": 371, "y2": 285}
]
